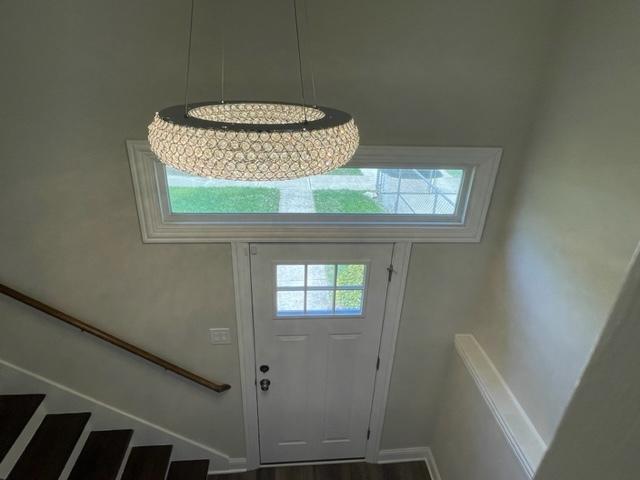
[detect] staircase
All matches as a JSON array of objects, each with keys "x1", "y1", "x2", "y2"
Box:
[{"x1": 0, "y1": 394, "x2": 210, "y2": 480}]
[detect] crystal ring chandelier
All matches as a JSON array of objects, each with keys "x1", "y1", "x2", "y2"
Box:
[{"x1": 148, "y1": 0, "x2": 359, "y2": 180}]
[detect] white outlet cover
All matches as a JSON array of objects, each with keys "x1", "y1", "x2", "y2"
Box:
[{"x1": 209, "y1": 328, "x2": 231, "y2": 345}]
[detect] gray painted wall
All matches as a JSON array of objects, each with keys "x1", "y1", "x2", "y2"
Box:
[
  {"x1": 432, "y1": 355, "x2": 529, "y2": 480},
  {"x1": 430, "y1": 1, "x2": 640, "y2": 479},
  {"x1": 534, "y1": 246, "x2": 640, "y2": 480},
  {"x1": 0, "y1": 0, "x2": 558, "y2": 456},
  {"x1": 472, "y1": 0, "x2": 640, "y2": 443}
]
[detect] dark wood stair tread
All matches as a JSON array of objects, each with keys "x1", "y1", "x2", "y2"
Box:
[
  {"x1": 67, "y1": 429, "x2": 133, "y2": 480},
  {"x1": 166, "y1": 459, "x2": 210, "y2": 479},
  {"x1": 120, "y1": 445, "x2": 173, "y2": 480},
  {"x1": 7, "y1": 412, "x2": 91, "y2": 480},
  {"x1": 0, "y1": 394, "x2": 45, "y2": 462}
]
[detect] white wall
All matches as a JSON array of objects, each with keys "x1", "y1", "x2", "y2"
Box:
[
  {"x1": 430, "y1": 1, "x2": 640, "y2": 478},
  {"x1": 472, "y1": 0, "x2": 640, "y2": 443},
  {"x1": 532, "y1": 8, "x2": 640, "y2": 479},
  {"x1": 0, "y1": 0, "x2": 558, "y2": 456},
  {"x1": 534, "y1": 248, "x2": 640, "y2": 480}
]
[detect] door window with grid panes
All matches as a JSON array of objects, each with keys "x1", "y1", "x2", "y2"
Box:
[{"x1": 275, "y1": 264, "x2": 367, "y2": 316}]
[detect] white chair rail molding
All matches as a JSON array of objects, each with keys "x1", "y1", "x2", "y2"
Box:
[{"x1": 447, "y1": 335, "x2": 547, "y2": 479}]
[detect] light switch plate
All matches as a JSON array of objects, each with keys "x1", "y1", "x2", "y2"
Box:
[{"x1": 209, "y1": 328, "x2": 231, "y2": 345}]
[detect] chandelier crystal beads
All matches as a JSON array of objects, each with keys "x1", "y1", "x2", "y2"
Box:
[{"x1": 149, "y1": 102, "x2": 359, "y2": 180}]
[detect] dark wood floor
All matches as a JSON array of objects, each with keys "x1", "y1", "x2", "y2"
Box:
[{"x1": 208, "y1": 462, "x2": 431, "y2": 480}]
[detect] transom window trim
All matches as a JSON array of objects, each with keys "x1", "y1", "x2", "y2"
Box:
[{"x1": 127, "y1": 141, "x2": 502, "y2": 242}]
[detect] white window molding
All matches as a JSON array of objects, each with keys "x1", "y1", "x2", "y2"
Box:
[{"x1": 127, "y1": 140, "x2": 501, "y2": 242}]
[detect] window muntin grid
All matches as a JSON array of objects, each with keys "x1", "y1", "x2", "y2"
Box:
[{"x1": 275, "y1": 264, "x2": 367, "y2": 317}]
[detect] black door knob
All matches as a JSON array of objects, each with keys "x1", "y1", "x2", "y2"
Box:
[
  {"x1": 259, "y1": 365, "x2": 269, "y2": 373},
  {"x1": 260, "y1": 379, "x2": 271, "y2": 391}
]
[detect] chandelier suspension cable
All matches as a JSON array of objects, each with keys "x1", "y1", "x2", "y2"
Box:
[
  {"x1": 219, "y1": 0, "x2": 226, "y2": 103},
  {"x1": 148, "y1": 0, "x2": 359, "y2": 181},
  {"x1": 292, "y1": 0, "x2": 308, "y2": 123},
  {"x1": 183, "y1": 0, "x2": 196, "y2": 116},
  {"x1": 302, "y1": 0, "x2": 318, "y2": 106}
]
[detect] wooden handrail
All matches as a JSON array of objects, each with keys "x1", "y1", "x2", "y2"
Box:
[{"x1": 0, "y1": 283, "x2": 231, "y2": 393}]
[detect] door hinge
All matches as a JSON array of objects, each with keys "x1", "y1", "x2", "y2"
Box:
[
  {"x1": 367, "y1": 429, "x2": 371, "y2": 440},
  {"x1": 387, "y1": 264, "x2": 394, "y2": 282},
  {"x1": 376, "y1": 357, "x2": 380, "y2": 370}
]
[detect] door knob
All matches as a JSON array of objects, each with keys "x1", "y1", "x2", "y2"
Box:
[{"x1": 260, "y1": 379, "x2": 271, "y2": 391}]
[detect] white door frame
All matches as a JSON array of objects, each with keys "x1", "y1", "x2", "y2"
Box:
[{"x1": 232, "y1": 242, "x2": 412, "y2": 470}]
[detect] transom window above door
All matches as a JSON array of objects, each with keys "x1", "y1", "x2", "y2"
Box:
[
  {"x1": 128, "y1": 143, "x2": 501, "y2": 242},
  {"x1": 275, "y1": 264, "x2": 367, "y2": 317},
  {"x1": 166, "y1": 166, "x2": 464, "y2": 216}
]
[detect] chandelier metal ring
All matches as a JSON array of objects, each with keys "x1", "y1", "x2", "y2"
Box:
[{"x1": 157, "y1": 101, "x2": 353, "y2": 133}]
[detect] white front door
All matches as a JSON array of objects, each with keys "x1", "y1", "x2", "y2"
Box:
[{"x1": 250, "y1": 243, "x2": 393, "y2": 464}]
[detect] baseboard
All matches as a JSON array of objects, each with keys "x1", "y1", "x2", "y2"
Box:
[
  {"x1": 377, "y1": 447, "x2": 442, "y2": 480},
  {"x1": 424, "y1": 448, "x2": 443, "y2": 480},
  {"x1": 0, "y1": 357, "x2": 245, "y2": 473},
  {"x1": 209, "y1": 458, "x2": 248, "y2": 475},
  {"x1": 377, "y1": 446, "x2": 430, "y2": 464},
  {"x1": 454, "y1": 334, "x2": 547, "y2": 478}
]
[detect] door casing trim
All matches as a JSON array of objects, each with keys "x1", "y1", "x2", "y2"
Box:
[{"x1": 232, "y1": 242, "x2": 412, "y2": 470}]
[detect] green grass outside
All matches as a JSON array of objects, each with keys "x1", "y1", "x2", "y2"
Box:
[
  {"x1": 336, "y1": 264, "x2": 366, "y2": 311},
  {"x1": 168, "y1": 186, "x2": 280, "y2": 213},
  {"x1": 336, "y1": 264, "x2": 365, "y2": 286},
  {"x1": 316, "y1": 264, "x2": 366, "y2": 311},
  {"x1": 336, "y1": 290, "x2": 363, "y2": 311},
  {"x1": 323, "y1": 262, "x2": 365, "y2": 283},
  {"x1": 313, "y1": 189, "x2": 384, "y2": 214},
  {"x1": 325, "y1": 168, "x2": 363, "y2": 176}
]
